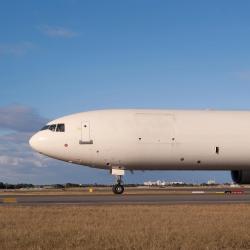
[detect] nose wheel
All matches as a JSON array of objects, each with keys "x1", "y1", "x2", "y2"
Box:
[
  {"x1": 112, "y1": 183, "x2": 124, "y2": 195},
  {"x1": 111, "y1": 168, "x2": 125, "y2": 195}
]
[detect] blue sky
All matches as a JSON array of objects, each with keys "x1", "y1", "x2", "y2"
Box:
[{"x1": 1, "y1": 0, "x2": 250, "y2": 184}]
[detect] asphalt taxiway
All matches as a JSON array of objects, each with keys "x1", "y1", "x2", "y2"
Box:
[{"x1": 1, "y1": 193, "x2": 250, "y2": 205}]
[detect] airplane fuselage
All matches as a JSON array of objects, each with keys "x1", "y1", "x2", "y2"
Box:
[
  {"x1": 30, "y1": 109, "x2": 250, "y2": 170},
  {"x1": 29, "y1": 109, "x2": 250, "y2": 193}
]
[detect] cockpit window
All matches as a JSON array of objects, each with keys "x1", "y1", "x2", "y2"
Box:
[
  {"x1": 49, "y1": 124, "x2": 56, "y2": 131},
  {"x1": 40, "y1": 123, "x2": 65, "y2": 132},
  {"x1": 56, "y1": 124, "x2": 65, "y2": 132}
]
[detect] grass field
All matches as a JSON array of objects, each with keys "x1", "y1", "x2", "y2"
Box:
[{"x1": 0, "y1": 204, "x2": 250, "y2": 250}]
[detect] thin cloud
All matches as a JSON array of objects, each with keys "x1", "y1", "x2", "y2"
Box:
[
  {"x1": 0, "y1": 42, "x2": 34, "y2": 56},
  {"x1": 0, "y1": 131, "x2": 58, "y2": 183},
  {"x1": 40, "y1": 25, "x2": 78, "y2": 38},
  {"x1": 0, "y1": 133, "x2": 48, "y2": 168},
  {"x1": 0, "y1": 105, "x2": 48, "y2": 132},
  {"x1": 0, "y1": 105, "x2": 57, "y2": 182}
]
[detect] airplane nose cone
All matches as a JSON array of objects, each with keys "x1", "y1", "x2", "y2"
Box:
[
  {"x1": 29, "y1": 132, "x2": 48, "y2": 153},
  {"x1": 29, "y1": 134, "x2": 38, "y2": 151},
  {"x1": 29, "y1": 131, "x2": 53, "y2": 156}
]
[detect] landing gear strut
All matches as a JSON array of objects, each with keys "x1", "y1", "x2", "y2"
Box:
[
  {"x1": 112, "y1": 175, "x2": 124, "y2": 195},
  {"x1": 111, "y1": 168, "x2": 125, "y2": 195}
]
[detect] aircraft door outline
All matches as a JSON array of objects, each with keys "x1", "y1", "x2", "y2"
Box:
[{"x1": 79, "y1": 121, "x2": 93, "y2": 144}]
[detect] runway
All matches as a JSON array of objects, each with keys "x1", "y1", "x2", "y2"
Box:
[{"x1": 1, "y1": 193, "x2": 250, "y2": 205}]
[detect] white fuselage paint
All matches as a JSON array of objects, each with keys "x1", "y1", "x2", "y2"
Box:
[{"x1": 29, "y1": 109, "x2": 250, "y2": 171}]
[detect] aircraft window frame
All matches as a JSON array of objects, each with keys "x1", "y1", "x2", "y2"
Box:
[
  {"x1": 56, "y1": 124, "x2": 65, "y2": 132},
  {"x1": 48, "y1": 124, "x2": 56, "y2": 131},
  {"x1": 40, "y1": 123, "x2": 65, "y2": 132}
]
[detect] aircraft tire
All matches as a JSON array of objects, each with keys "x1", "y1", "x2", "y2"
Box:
[{"x1": 112, "y1": 184, "x2": 124, "y2": 195}]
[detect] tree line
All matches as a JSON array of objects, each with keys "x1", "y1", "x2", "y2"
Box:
[{"x1": 0, "y1": 182, "x2": 143, "y2": 189}]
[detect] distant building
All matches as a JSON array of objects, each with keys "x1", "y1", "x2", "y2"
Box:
[
  {"x1": 144, "y1": 180, "x2": 185, "y2": 186},
  {"x1": 230, "y1": 183, "x2": 240, "y2": 187},
  {"x1": 207, "y1": 180, "x2": 216, "y2": 185}
]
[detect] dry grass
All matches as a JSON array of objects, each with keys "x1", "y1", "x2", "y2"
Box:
[{"x1": 0, "y1": 204, "x2": 250, "y2": 250}]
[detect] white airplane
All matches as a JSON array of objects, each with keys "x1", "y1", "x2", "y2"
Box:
[{"x1": 29, "y1": 109, "x2": 250, "y2": 194}]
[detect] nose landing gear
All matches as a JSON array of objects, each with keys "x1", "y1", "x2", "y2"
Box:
[
  {"x1": 112, "y1": 175, "x2": 124, "y2": 194},
  {"x1": 111, "y1": 168, "x2": 125, "y2": 195}
]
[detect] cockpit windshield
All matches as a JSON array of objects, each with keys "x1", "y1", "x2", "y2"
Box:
[
  {"x1": 40, "y1": 123, "x2": 65, "y2": 132},
  {"x1": 56, "y1": 124, "x2": 65, "y2": 132},
  {"x1": 49, "y1": 125, "x2": 56, "y2": 131}
]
